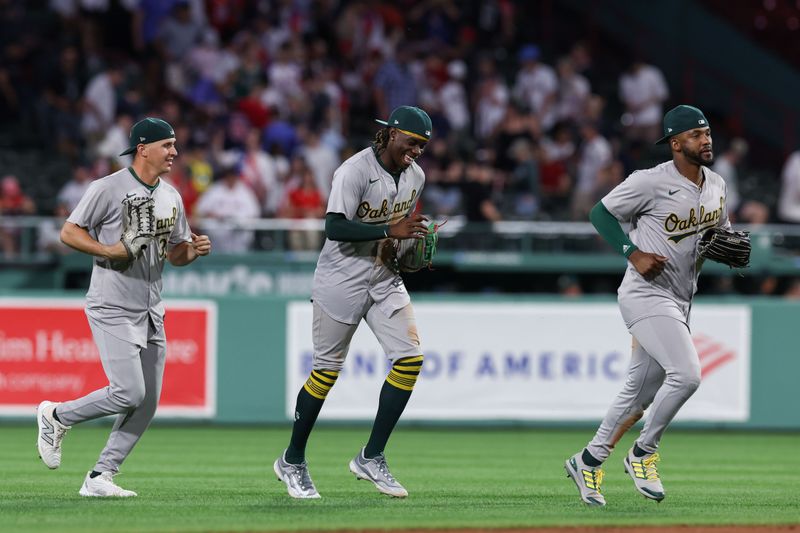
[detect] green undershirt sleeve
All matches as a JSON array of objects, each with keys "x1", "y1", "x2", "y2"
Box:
[
  {"x1": 325, "y1": 212, "x2": 390, "y2": 242},
  {"x1": 589, "y1": 201, "x2": 638, "y2": 258}
]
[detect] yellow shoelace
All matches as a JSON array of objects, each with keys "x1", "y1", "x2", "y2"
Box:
[
  {"x1": 642, "y1": 453, "x2": 661, "y2": 480},
  {"x1": 584, "y1": 467, "x2": 605, "y2": 492},
  {"x1": 593, "y1": 468, "x2": 605, "y2": 491}
]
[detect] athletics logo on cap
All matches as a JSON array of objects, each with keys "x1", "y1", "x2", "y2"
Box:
[
  {"x1": 376, "y1": 106, "x2": 433, "y2": 141},
  {"x1": 120, "y1": 117, "x2": 176, "y2": 156},
  {"x1": 655, "y1": 105, "x2": 710, "y2": 145}
]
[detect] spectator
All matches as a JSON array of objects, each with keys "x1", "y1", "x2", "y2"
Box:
[
  {"x1": 298, "y1": 126, "x2": 340, "y2": 200},
  {"x1": 96, "y1": 113, "x2": 135, "y2": 169},
  {"x1": 239, "y1": 127, "x2": 282, "y2": 215},
  {"x1": 194, "y1": 166, "x2": 260, "y2": 253},
  {"x1": 462, "y1": 159, "x2": 501, "y2": 223},
  {"x1": 37, "y1": 204, "x2": 71, "y2": 255},
  {"x1": 493, "y1": 104, "x2": 537, "y2": 173},
  {"x1": 373, "y1": 45, "x2": 418, "y2": 120},
  {"x1": 440, "y1": 60, "x2": 470, "y2": 135},
  {"x1": 555, "y1": 56, "x2": 591, "y2": 124},
  {"x1": 162, "y1": 156, "x2": 201, "y2": 218},
  {"x1": 712, "y1": 138, "x2": 769, "y2": 225},
  {"x1": 778, "y1": 148, "x2": 800, "y2": 223},
  {"x1": 513, "y1": 44, "x2": 559, "y2": 131},
  {"x1": 618, "y1": 59, "x2": 669, "y2": 143},
  {"x1": 0, "y1": 175, "x2": 37, "y2": 257},
  {"x1": 539, "y1": 121, "x2": 576, "y2": 219},
  {"x1": 81, "y1": 64, "x2": 125, "y2": 150},
  {"x1": 156, "y1": 1, "x2": 205, "y2": 60},
  {"x1": 57, "y1": 164, "x2": 94, "y2": 213},
  {"x1": 268, "y1": 40, "x2": 304, "y2": 113},
  {"x1": 473, "y1": 54, "x2": 509, "y2": 141},
  {"x1": 278, "y1": 157, "x2": 326, "y2": 251},
  {"x1": 712, "y1": 137, "x2": 748, "y2": 215},
  {"x1": 506, "y1": 138, "x2": 541, "y2": 219},
  {"x1": 571, "y1": 121, "x2": 612, "y2": 221},
  {"x1": 416, "y1": 136, "x2": 456, "y2": 216},
  {"x1": 183, "y1": 140, "x2": 215, "y2": 200},
  {"x1": 36, "y1": 45, "x2": 86, "y2": 157}
]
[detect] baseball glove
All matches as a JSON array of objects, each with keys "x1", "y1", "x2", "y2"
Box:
[
  {"x1": 116, "y1": 195, "x2": 155, "y2": 269},
  {"x1": 697, "y1": 227, "x2": 751, "y2": 268},
  {"x1": 395, "y1": 220, "x2": 442, "y2": 273}
]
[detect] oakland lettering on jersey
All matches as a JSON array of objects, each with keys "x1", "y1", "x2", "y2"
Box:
[
  {"x1": 665, "y1": 197, "x2": 723, "y2": 242},
  {"x1": 156, "y1": 207, "x2": 178, "y2": 233},
  {"x1": 357, "y1": 189, "x2": 417, "y2": 220}
]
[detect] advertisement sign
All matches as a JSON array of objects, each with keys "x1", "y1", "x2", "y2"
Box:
[
  {"x1": 286, "y1": 302, "x2": 750, "y2": 422},
  {"x1": 0, "y1": 298, "x2": 216, "y2": 417}
]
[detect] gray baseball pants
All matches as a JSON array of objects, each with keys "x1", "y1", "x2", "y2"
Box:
[
  {"x1": 56, "y1": 318, "x2": 166, "y2": 473},
  {"x1": 311, "y1": 300, "x2": 421, "y2": 371},
  {"x1": 586, "y1": 315, "x2": 701, "y2": 462}
]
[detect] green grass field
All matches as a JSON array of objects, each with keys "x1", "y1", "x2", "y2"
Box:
[{"x1": 1, "y1": 425, "x2": 798, "y2": 533}]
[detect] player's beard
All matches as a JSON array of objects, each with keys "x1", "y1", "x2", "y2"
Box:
[{"x1": 684, "y1": 146, "x2": 714, "y2": 166}]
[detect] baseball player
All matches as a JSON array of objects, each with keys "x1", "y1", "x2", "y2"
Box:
[
  {"x1": 274, "y1": 106, "x2": 432, "y2": 499},
  {"x1": 35, "y1": 117, "x2": 212, "y2": 497},
  {"x1": 565, "y1": 105, "x2": 729, "y2": 506}
]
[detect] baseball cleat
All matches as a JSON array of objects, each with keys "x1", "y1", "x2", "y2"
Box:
[
  {"x1": 274, "y1": 451, "x2": 321, "y2": 499},
  {"x1": 36, "y1": 401, "x2": 71, "y2": 469},
  {"x1": 565, "y1": 451, "x2": 606, "y2": 507},
  {"x1": 624, "y1": 447, "x2": 665, "y2": 502},
  {"x1": 348, "y1": 447, "x2": 408, "y2": 498},
  {"x1": 79, "y1": 471, "x2": 137, "y2": 497}
]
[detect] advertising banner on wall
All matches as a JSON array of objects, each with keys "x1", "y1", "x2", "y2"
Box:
[
  {"x1": 0, "y1": 298, "x2": 217, "y2": 417},
  {"x1": 286, "y1": 302, "x2": 750, "y2": 422}
]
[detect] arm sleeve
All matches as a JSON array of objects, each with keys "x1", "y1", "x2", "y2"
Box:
[
  {"x1": 589, "y1": 201, "x2": 638, "y2": 258},
  {"x1": 325, "y1": 213, "x2": 389, "y2": 242}
]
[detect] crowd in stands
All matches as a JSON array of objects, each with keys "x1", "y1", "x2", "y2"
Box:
[{"x1": 1, "y1": 1, "x2": 800, "y2": 294}]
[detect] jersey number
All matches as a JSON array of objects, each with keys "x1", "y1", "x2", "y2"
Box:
[{"x1": 157, "y1": 237, "x2": 168, "y2": 259}]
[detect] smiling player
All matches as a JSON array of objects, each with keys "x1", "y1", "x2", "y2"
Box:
[
  {"x1": 36, "y1": 117, "x2": 211, "y2": 497},
  {"x1": 274, "y1": 106, "x2": 432, "y2": 499}
]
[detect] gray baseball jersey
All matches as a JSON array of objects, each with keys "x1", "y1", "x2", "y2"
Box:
[
  {"x1": 67, "y1": 167, "x2": 191, "y2": 346},
  {"x1": 602, "y1": 161, "x2": 730, "y2": 328},
  {"x1": 312, "y1": 147, "x2": 425, "y2": 324}
]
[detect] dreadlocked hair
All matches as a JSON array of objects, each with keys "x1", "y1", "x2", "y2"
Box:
[{"x1": 373, "y1": 127, "x2": 390, "y2": 154}]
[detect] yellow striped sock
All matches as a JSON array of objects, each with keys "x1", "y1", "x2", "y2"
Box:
[
  {"x1": 303, "y1": 369, "x2": 339, "y2": 400},
  {"x1": 386, "y1": 356, "x2": 423, "y2": 391}
]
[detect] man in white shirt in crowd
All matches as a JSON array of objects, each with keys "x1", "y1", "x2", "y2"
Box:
[
  {"x1": 619, "y1": 60, "x2": 669, "y2": 143},
  {"x1": 194, "y1": 166, "x2": 261, "y2": 253}
]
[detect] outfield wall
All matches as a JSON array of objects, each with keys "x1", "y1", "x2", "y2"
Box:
[{"x1": 0, "y1": 294, "x2": 797, "y2": 429}]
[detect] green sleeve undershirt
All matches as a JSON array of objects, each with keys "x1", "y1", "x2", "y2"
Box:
[
  {"x1": 325, "y1": 212, "x2": 390, "y2": 242},
  {"x1": 589, "y1": 201, "x2": 638, "y2": 258}
]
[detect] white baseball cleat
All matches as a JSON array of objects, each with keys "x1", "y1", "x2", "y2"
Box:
[
  {"x1": 78, "y1": 471, "x2": 137, "y2": 497},
  {"x1": 274, "y1": 451, "x2": 321, "y2": 499},
  {"x1": 36, "y1": 401, "x2": 71, "y2": 469},
  {"x1": 349, "y1": 447, "x2": 408, "y2": 498}
]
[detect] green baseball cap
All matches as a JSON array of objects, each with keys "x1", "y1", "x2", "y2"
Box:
[
  {"x1": 655, "y1": 105, "x2": 710, "y2": 145},
  {"x1": 375, "y1": 106, "x2": 432, "y2": 141},
  {"x1": 120, "y1": 117, "x2": 176, "y2": 156}
]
